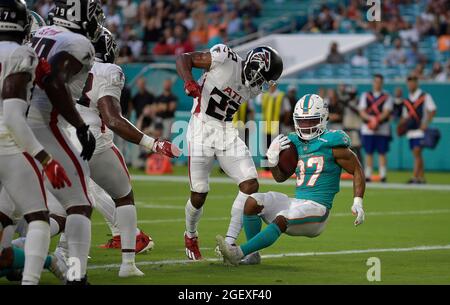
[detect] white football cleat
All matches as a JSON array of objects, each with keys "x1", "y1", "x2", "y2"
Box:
[
  {"x1": 48, "y1": 254, "x2": 68, "y2": 282},
  {"x1": 215, "y1": 235, "x2": 244, "y2": 266},
  {"x1": 240, "y1": 252, "x2": 261, "y2": 265},
  {"x1": 118, "y1": 263, "x2": 145, "y2": 278}
]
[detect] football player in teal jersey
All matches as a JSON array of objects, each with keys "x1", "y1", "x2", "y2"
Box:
[{"x1": 216, "y1": 94, "x2": 366, "y2": 266}]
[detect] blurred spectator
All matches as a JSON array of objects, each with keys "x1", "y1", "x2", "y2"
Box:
[
  {"x1": 399, "y1": 75, "x2": 437, "y2": 184},
  {"x1": 351, "y1": 49, "x2": 369, "y2": 67},
  {"x1": 241, "y1": 14, "x2": 257, "y2": 35},
  {"x1": 132, "y1": 78, "x2": 155, "y2": 119},
  {"x1": 384, "y1": 38, "x2": 406, "y2": 66},
  {"x1": 412, "y1": 63, "x2": 426, "y2": 80},
  {"x1": 136, "y1": 104, "x2": 156, "y2": 136},
  {"x1": 116, "y1": 44, "x2": 134, "y2": 64},
  {"x1": 338, "y1": 84, "x2": 362, "y2": 161},
  {"x1": 317, "y1": 5, "x2": 336, "y2": 32},
  {"x1": 172, "y1": 25, "x2": 194, "y2": 55},
  {"x1": 143, "y1": 16, "x2": 164, "y2": 44},
  {"x1": 392, "y1": 87, "x2": 404, "y2": 119},
  {"x1": 326, "y1": 42, "x2": 345, "y2": 64},
  {"x1": 121, "y1": 0, "x2": 138, "y2": 25},
  {"x1": 429, "y1": 62, "x2": 447, "y2": 81},
  {"x1": 325, "y1": 88, "x2": 344, "y2": 130},
  {"x1": 437, "y1": 24, "x2": 450, "y2": 52},
  {"x1": 226, "y1": 10, "x2": 242, "y2": 35},
  {"x1": 358, "y1": 75, "x2": 393, "y2": 182},
  {"x1": 405, "y1": 43, "x2": 427, "y2": 66},
  {"x1": 301, "y1": 16, "x2": 321, "y2": 33},
  {"x1": 241, "y1": 0, "x2": 262, "y2": 18},
  {"x1": 155, "y1": 79, "x2": 178, "y2": 140},
  {"x1": 208, "y1": 26, "x2": 228, "y2": 48}
]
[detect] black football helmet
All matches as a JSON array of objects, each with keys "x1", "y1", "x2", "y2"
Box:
[
  {"x1": 243, "y1": 46, "x2": 283, "y2": 93},
  {"x1": 0, "y1": 0, "x2": 31, "y2": 41},
  {"x1": 94, "y1": 27, "x2": 118, "y2": 64},
  {"x1": 49, "y1": 0, "x2": 104, "y2": 42}
]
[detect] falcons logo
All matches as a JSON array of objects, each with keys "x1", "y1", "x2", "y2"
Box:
[{"x1": 250, "y1": 49, "x2": 271, "y2": 72}]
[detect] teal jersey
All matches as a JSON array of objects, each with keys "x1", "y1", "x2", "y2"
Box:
[{"x1": 287, "y1": 130, "x2": 351, "y2": 209}]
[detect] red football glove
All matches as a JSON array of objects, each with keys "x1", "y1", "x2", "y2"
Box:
[
  {"x1": 152, "y1": 139, "x2": 181, "y2": 158},
  {"x1": 43, "y1": 159, "x2": 72, "y2": 189},
  {"x1": 184, "y1": 80, "x2": 201, "y2": 99},
  {"x1": 35, "y1": 58, "x2": 51, "y2": 89}
]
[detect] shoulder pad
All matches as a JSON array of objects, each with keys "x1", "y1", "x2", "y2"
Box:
[{"x1": 321, "y1": 130, "x2": 352, "y2": 148}]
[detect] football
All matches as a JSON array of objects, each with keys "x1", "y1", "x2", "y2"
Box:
[{"x1": 278, "y1": 142, "x2": 298, "y2": 175}]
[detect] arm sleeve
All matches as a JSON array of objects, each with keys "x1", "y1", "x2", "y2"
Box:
[
  {"x1": 97, "y1": 64, "x2": 125, "y2": 100},
  {"x1": 3, "y1": 99, "x2": 44, "y2": 157}
]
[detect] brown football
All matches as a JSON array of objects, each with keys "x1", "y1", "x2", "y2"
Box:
[{"x1": 278, "y1": 142, "x2": 298, "y2": 175}]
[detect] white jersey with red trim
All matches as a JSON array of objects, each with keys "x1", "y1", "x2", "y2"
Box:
[
  {"x1": 76, "y1": 62, "x2": 125, "y2": 154},
  {"x1": 0, "y1": 41, "x2": 38, "y2": 155},
  {"x1": 27, "y1": 25, "x2": 95, "y2": 128},
  {"x1": 188, "y1": 44, "x2": 257, "y2": 149}
]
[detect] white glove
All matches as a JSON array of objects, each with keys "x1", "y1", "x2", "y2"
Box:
[
  {"x1": 266, "y1": 134, "x2": 291, "y2": 166},
  {"x1": 351, "y1": 197, "x2": 365, "y2": 226}
]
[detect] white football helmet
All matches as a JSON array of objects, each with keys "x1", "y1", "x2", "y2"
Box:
[{"x1": 293, "y1": 94, "x2": 328, "y2": 141}]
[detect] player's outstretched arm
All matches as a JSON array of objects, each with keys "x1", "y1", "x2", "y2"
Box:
[
  {"x1": 98, "y1": 96, "x2": 180, "y2": 158},
  {"x1": 42, "y1": 52, "x2": 96, "y2": 160},
  {"x1": 176, "y1": 51, "x2": 211, "y2": 99},
  {"x1": 2, "y1": 72, "x2": 71, "y2": 189},
  {"x1": 333, "y1": 147, "x2": 366, "y2": 226}
]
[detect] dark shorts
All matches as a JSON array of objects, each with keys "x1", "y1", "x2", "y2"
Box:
[
  {"x1": 361, "y1": 135, "x2": 390, "y2": 154},
  {"x1": 409, "y1": 137, "x2": 424, "y2": 150}
]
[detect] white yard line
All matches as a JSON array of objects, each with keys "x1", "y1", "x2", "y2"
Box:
[
  {"x1": 132, "y1": 175, "x2": 450, "y2": 191},
  {"x1": 87, "y1": 244, "x2": 450, "y2": 270},
  {"x1": 91, "y1": 209, "x2": 450, "y2": 226}
]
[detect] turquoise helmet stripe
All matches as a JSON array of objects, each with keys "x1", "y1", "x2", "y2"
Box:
[{"x1": 303, "y1": 94, "x2": 311, "y2": 113}]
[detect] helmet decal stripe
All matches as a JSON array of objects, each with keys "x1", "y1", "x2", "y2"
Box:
[{"x1": 303, "y1": 94, "x2": 311, "y2": 114}]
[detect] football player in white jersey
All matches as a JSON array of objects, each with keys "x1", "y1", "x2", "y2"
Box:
[
  {"x1": 0, "y1": 0, "x2": 71, "y2": 284},
  {"x1": 176, "y1": 44, "x2": 283, "y2": 260},
  {"x1": 72, "y1": 28, "x2": 180, "y2": 277},
  {"x1": 26, "y1": 0, "x2": 105, "y2": 284}
]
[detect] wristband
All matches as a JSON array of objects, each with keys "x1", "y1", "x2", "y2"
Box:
[
  {"x1": 353, "y1": 197, "x2": 363, "y2": 205},
  {"x1": 139, "y1": 134, "x2": 155, "y2": 150}
]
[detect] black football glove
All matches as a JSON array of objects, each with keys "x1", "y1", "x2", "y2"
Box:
[{"x1": 76, "y1": 124, "x2": 96, "y2": 161}]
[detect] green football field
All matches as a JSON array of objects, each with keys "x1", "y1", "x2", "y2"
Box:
[{"x1": 3, "y1": 167, "x2": 450, "y2": 285}]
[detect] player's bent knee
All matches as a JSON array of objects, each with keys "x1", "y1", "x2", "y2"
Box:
[
  {"x1": 24, "y1": 210, "x2": 50, "y2": 223},
  {"x1": 66, "y1": 205, "x2": 93, "y2": 218},
  {"x1": 239, "y1": 178, "x2": 259, "y2": 194},
  {"x1": 50, "y1": 214, "x2": 66, "y2": 233},
  {"x1": 114, "y1": 190, "x2": 135, "y2": 207},
  {"x1": 273, "y1": 216, "x2": 287, "y2": 233},
  {"x1": 190, "y1": 191, "x2": 208, "y2": 208},
  {"x1": 244, "y1": 196, "x2": 263, "y2": 215}
]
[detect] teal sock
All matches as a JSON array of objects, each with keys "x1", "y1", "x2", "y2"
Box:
[
  {"x1": 44, "y1": 255, "x2": 52, "y2": 269},
  {"x1": 240, "y1": 223, "x2": 282, "y2": 256},
  {"x1": 243, "y1": 214, "x2": 262, "y2": 241},
  {"x1": 11, "y1": 247, "x2": 25, "y2": 269}
]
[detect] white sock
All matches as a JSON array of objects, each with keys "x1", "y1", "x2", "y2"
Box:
[
  {"x1": 0, "y1": 224, "x2": 16, "y2": 250},
  {"x1": 185, "y1": 199, "x2": 202, "y2": 238},
  {"x1": 116, "y1": 205, "x2": 137, "y2": 264},
  {"x1": 65, "y1": 214, "x2": 91, "y2": 280},
  {"x1": 49, "y1": 217, "x2": 61, "y2": 237},
  {"x1": 22, "y1": 221, "x2": 50, "y2": 285},
  {"x1": 379, "y1": 166, "x2": 387, "y2": 179},
  {"x1": 365, "y1": 166, "x2": 372, "y2": 179},
  {"x1": 225, "y1": 191, "x2": 249, "y2": 245}
]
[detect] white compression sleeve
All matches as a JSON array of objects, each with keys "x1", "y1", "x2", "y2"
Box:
[{"x1": 3, "y1": 98, "x2": 44, "y2": 157}]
